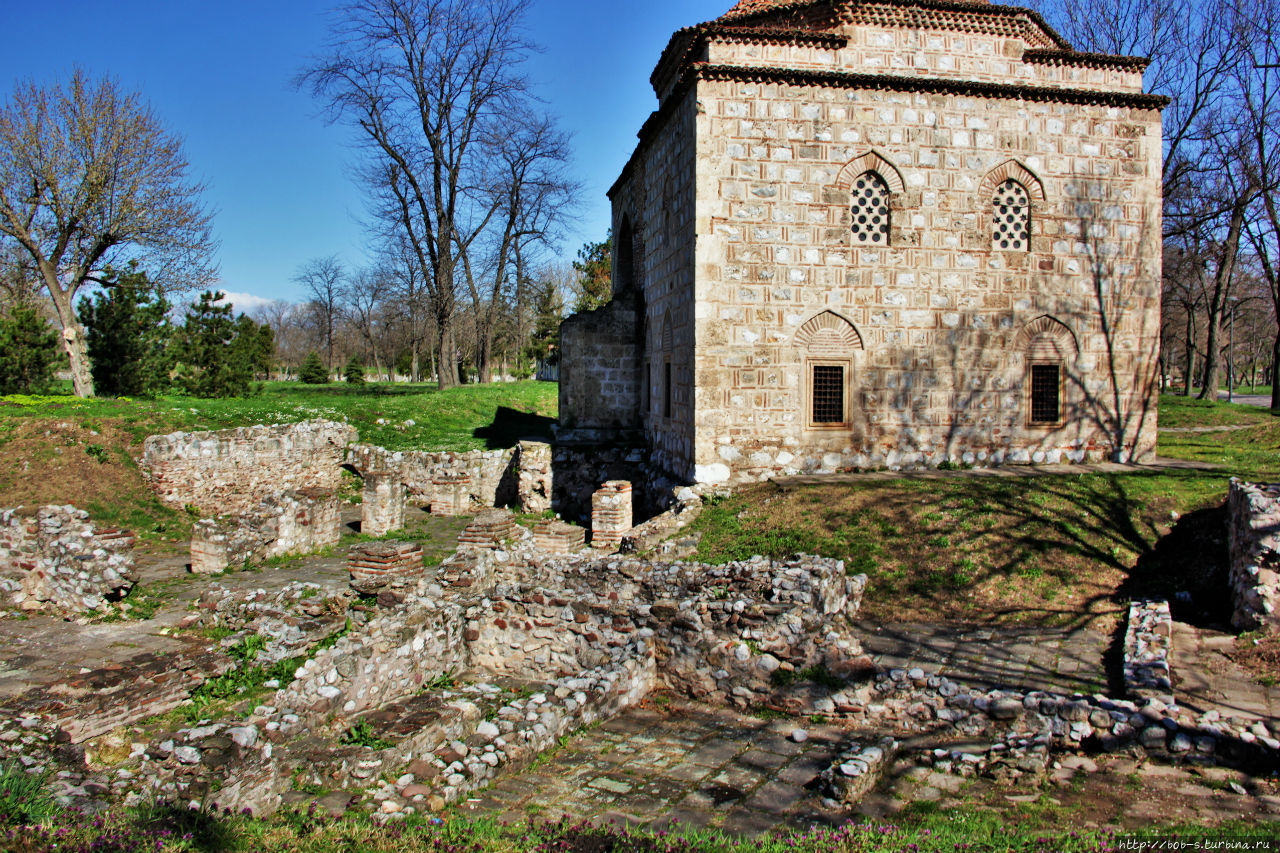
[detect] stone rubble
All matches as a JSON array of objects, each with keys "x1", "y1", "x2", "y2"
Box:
[
  {"x1": 1124, "y1": 599, "x2": 1175, "y2": 706},
  {"x1": 1228, "y1": 479, "x2": 1280, "y2": 632},
  {"x1": 0, "y1": 505, "x2": 137, "y2": 615}
]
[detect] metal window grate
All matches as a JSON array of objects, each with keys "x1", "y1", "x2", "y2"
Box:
[
  {"x1": 851, "y1": 172, "x2": 890, "y2": 245},
  {"x1": 992, "y1": 179, "x2": 1030, "y2": 251},
  {"x1": 664, "y1": 361, "x2": 672, "y2": 418},
  {"x1": 1030, "y1": 364, "x2": 1060, "y2": 423},
  {"x1": 812, "y1": 365, "x2": 845, "y2": 424}
]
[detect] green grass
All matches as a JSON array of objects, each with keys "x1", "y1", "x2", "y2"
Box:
[
  {"x1": 689, "y1": 396, "x2": 1280, "y2": 627},
  {"x1": 0, "y1": 380, "x2": 558, "y2": 453},
  {"x1": 2, "y1": 803, "x2": 1270, "y2": 851}
]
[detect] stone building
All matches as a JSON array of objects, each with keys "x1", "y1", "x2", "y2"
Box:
[{"x1": 559, "y1": 0, "x2": 1164, "y2": 488}]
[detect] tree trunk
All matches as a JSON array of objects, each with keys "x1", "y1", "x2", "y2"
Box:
[
  {"x1": 43, "y1": 282, "x2": 95, "y2": 398},
  {"x1": 437, "y1": 321, "x2": 461, "y2": 389},
  {"x1": 1198, "y1": 205, "x2": 1246, "y2": 401},
  {"x1": 1272, "y1": 330, "x2": 1280, "y2": 412},
  {"x1": 1183, "y1": 310, "x2": 1196, "y2": 396}
]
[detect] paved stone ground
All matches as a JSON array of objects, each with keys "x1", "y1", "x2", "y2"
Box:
[
  {"x1": 458, "y1": 702, "x2": 850, "y2": 835},
  {"x1": 855, "y1": 621, "x2": 1112, "y2": 696},
  {"x1": 459, "y1": 701, "x2": 1280, "y2": 835},
  {"x1": 1172, "y1": 621, "x2": 1280, "y2": 719},
  {"x1": 773, "y1": 457, "x2": 1218, "y2": 488},
  {"x1": 0, "y1": 506, "x2": 467, "y2": 700}
]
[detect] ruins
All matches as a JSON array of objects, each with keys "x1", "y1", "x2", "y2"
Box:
[{"x1": 560, "y1": 0, "x2": 1165, "y2": 491}]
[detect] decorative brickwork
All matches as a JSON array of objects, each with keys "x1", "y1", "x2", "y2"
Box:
[
  {"x1": 564, "y1": 0, "x2": 1163, "y2": 487},
  {"x1": 591, "y1": 481, "x2": 634, "y2": 551}
]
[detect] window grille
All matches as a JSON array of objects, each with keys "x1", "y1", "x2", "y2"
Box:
[
  {"x1": 1029, "y1": 364, "x2": 1060, "y2": 423},
  {"x1": 811, "y1": 365, "x2": 845, "y2": 424},
  {"x1": 664, "y1": 361, "x2": 672, "y2": 419},
  {"x1": 851, "y1": 172, "x2": 890, "y2": 245},
  {"x1": 993, "y1": 179, "x2": 1030, "y2": 251}
]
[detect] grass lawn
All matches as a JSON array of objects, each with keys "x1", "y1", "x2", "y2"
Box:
[
  {"x1": 5, "y1": 799, "x2": 1270, "y2": 852},
  {"x1": 689, "y1": 396, "x2": 1280, "y2": 631},
  {"x1": 0, "y1": 381, "x2": 558, "y2": 542}
]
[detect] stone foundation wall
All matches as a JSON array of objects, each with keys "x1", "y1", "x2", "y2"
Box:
[
  {"x1": 1228, "y1": 479, "x2": 1280, "y2": 632},
  {"x1": 278, "y1": 593, "x2": 469, "y2": 721},
  {"x1": 191, "y1": 490, "x2": 341, "y2": 575},
  {"x1": 346, "y1": 445, "x2": 518, "y2": 510},
  {"x1": 141, "y1": 420, "x2": 357, "y2": 515},
  {"x1": 0, "y1": 505, "x2": 137, "y2": 614}
]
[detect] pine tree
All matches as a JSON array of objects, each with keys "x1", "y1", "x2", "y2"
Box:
[
  {"x1": 175, "y1": 291, "x2": 252, "y2": 398},
  {"x1": 572, "y1": 232, "x2": 613, "y2": 313},
  {"x1": 344, "y1": 355, "x2": 365, "y2": 385},
  {"x1": 0, "y1": 303, "x2": 59, "y2": 394},
  {"x1": 525, "y1": 278, "x2": 563, "y2": 366},
  {"x1": 77, "y1": 264, "x2": 173, "y2": 397},
  {"x1": 299, "y1": 351, "x2": 329, "y2": 384}
]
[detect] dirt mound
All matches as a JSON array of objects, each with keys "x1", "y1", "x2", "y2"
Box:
[{"x1": 0, "y1": 419, "x2": 186, "y2": 544}]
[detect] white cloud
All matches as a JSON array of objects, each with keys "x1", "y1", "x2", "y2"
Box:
[{"x1": 216, "y1": 291, "x2": 277, "y2": 313}]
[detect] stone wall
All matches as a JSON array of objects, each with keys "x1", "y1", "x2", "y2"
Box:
[
  {"x1": 346, "y1": 443, "x2": 554, "y2": 513},
  {"x1": 141, "y1": 420, "x2": 357, "y2": 515},
  {"x1": 0, "y1": 505, "x2": 137, "y2": 614},
  {"x1": 190, "y1": 490, "x2": 341, "y2": 575},
  {"x1": 579, "y1": 2, "x2": 1165, "y2": 488},
  {"x1": 1227, "y1": 480, "x2": 1280, "y2": 632},
  {"x1": 557, "y1": 291, "x2": 645, "y2": 440}
]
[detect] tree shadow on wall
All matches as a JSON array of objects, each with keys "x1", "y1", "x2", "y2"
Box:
[{"x1": 472, "y1": 406, "x2": 556, "y2": 450}]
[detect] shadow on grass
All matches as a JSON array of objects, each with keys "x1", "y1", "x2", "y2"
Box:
[{"x1": 472, "y1": 406, "x2": 556, "y2": 450}]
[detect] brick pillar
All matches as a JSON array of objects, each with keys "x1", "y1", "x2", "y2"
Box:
[
  {"x1": 431, "y1": 473, "x2": 472, "y2": 516},
  {"x1": 532, "y1": 519, "x2": 586, "y2": 554},
  {"x1": 591, "y1": 480, "x2": 633, "y2": 551},
  {"x1": 361, "y1": 470, "x2": 406, "y2": 537},
  {"x1": 348, "y1": 541, "x2": 424, "y2": 593}
]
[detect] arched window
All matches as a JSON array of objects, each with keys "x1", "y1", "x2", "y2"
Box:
[
  {"x1": 992, "y1": 179, "x2": 1030, "y2": 251},
  {"x1": 1016, "y1": 316, "x2": 1078, "y2": 426},
  {"x1": 796, "y1": 311, "x2": 864, "y2": 428},
  {"x1": 851, "y1": 172, "x2": 891, "y2": 246}
]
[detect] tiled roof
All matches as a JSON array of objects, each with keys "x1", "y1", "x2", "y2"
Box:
[{"x1": 718, "y1": 0, "x2": 818, "y2": 22}]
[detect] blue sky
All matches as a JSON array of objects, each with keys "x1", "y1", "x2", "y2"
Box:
[{"x1": 0, "y1": 0, "x2": 730, "y2": 309}]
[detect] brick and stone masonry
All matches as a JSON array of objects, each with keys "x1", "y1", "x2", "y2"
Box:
[
  {"x1": 348, "y1": 541, "x2": 425, "y2": 593},
  {"x1": 431, "y1": 473, "x2": 472, "y2": 517},
  {"x1": 141, "y1": 420, "x2": 357, "y2": 515},
  {"x1": 533, "y1": 519, "x2": 587, "y2": 554},
  {"x1": 361, "y1": 471, "x2": 406, "y2": 537},
  {"x1": 0, "y1": 505, "x2": 137, "y2": 614},
  {"x1": 190, "y1": 490, "x2": 341, "y2": 575},
  {"x1": 560, "y1": 0, "x2": 1165, "y2": 487},
  {"x1": 458, "y1": 509, "x2": 517, "y2": 551},
  {"x1": 591, "y1": 481, "x2": 633, "y2": 550}
]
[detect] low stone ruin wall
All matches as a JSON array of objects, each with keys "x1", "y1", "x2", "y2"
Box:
[
  {"x1": 0, "y1": 505, "x2": 137, "y2": 614},
  {"x1": 1124, "y1": 599, "x2": 1174, "y2": 706},
  {"x1": 191, "y1": 490, "x2": 341, "y2": 574},
  {"x1": 551, "y1": 443, "x2": 683, "y2": 525},
  {"x1": 346, "y1": 445, "x2": 516, "y2": 510},
  {"x1": 1227, "y1": 479, "x2": 1280, "y2": 632},
  {"x1": 142, "y1": 420, "x2": 357, "y2": 515}
]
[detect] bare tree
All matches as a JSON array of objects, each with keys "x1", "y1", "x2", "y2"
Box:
[
  {"x1": 458, "y1": 113, "x2": 577, "y2": 382},
  {"x1": 300, "y1": 0, "x2": 536, "y2": 389},
  {"x1": 343, "y1": 265, "x2": 392, "y2": 380},
  {"x1": 293, "y1": 255, "x2": 345, "y2": 372},
  {"x1": 0, "y1": 70, "x2": 216, "y2": 396}
]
